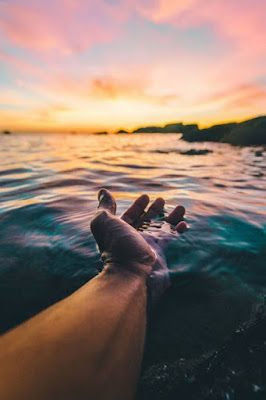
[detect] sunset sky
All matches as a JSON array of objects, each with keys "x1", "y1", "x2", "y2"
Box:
[{"x1": 0, "y1": 0, "x2": 266, "y2": 133}]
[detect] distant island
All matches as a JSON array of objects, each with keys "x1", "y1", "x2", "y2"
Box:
[
  {"x1": 118, "y1": 116, "x2": 266, "y2": 146},
  {"x1": 133, "y1": 123, "x2": 198, "y2": 135}
]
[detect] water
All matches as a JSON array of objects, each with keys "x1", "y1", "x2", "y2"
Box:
[{"x1": 0, "y1": 133, "x2": 265, "y2": 367}]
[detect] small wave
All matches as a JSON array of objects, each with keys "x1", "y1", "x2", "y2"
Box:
[{"x1": 0, "y1": 167, "x2": 31, "y2": 177}]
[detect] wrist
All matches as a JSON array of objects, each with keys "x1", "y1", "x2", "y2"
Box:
[{"x1": 102, "y1": 261, "x2": 151, "y2": 281}]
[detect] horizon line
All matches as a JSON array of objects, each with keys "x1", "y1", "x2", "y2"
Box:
[{"x1": 1, "y1": 113, "x2": 265, "y2": 135}]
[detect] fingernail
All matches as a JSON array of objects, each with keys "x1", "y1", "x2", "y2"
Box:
[{"x1": 99, "y1": 193, "x2": 105, "y2": 202}]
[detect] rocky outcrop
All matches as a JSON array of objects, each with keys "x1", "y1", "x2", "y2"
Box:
[
  {"x1": 181, "y1": 116, "x2": 266, "y2": 146},
  {"x1": 132, "y1": 116, "x2": 266, "y2": 145}
]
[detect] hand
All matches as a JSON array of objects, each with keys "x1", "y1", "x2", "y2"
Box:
[{"x1": 90, "y1": 189, "x2": 188, "y2": 302}]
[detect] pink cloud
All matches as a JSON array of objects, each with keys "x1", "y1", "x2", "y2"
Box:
[
  {"x1": 199, "y1": 83, "x2": 266, "y2": 110},
  {"x1": 222, "y1": 84, "x2": 266, "y2": 110},
  {"x1": 1, "y1": 0, "x2": 265, "y2": 62},
  {"x1": 136, "y1": 0, "x2": 266, "y2": 55},
  {"x1": 0, "y1": 0, "x2": 125, "y2": 53}
]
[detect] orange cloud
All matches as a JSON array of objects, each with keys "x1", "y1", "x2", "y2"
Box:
[
  {"x1": 32, "y1": 72, "x2": 180, "y2": 107},
  {"x1": 223, "y1": 85, "x2": 266, "y2": 110},
  {"x1": 206, "y1": 84, "x2": 266, "y2": 103},
  {"x1": 90, "y1": 77, "x2": 179, "y2": 105}
]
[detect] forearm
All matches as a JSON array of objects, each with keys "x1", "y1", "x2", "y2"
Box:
[{"x1": 0, "y1": 267, "x2": 148, "y2": 400}]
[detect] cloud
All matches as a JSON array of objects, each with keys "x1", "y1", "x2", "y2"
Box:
[
  {"x1": 1, "y1": 0, "x2": 265, "y2": 58},
  {"x1": 222, "y1": 84, "x2": 266, "y2": 110},
  {"x1": 0, "y1": 0, "x2": 124, "y2": 54},
  {"x1": 206, "y1": 83, "x2": 266, "y2": 103},
  {"x1": 90, "y1": 76, "x2": 181, "y2": 106},
  {"x1": 33, "y1": 72, "x2": 180, "y2": 106},
  {"x1": 193, "y1": 82, "x2": 266, "y2": 119},
  {"x1": 136, "y1": 0, "x2": 266, "y2": 55}
]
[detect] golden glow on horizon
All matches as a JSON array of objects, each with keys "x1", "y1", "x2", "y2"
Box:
[
  {"x1": 0, "y1": 111, "x2": 262, "y2": 134},
  {"x1": 0, "y1": 88, "x2": 264, "y2": 133}
]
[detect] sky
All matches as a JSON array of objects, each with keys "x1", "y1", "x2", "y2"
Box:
[{"x1": 0, "y1": 0, "x2": 266, "y2": 133}]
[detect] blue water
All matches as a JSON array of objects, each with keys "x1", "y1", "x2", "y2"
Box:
[{"x1": 0, "y1": 133, "x2": 265, "y2": 363}]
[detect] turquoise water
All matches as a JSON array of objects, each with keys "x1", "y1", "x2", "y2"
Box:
[{"x1": 0, "y1": 133, "x2": 265, "y2": 364}]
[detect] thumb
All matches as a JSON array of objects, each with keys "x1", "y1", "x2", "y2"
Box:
[{"x1": 90, "y1": 210, "x2": 111, "y2": 253}]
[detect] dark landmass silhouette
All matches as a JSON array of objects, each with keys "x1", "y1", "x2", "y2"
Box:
[
  {"x1": 2, "y1": 130, "x2": 12, "y2": 135},
  {"x1": 117, "y1": 129, "x2": 128, "y2": 134},
  {"x1": 133, "y1": 123, "x2": 198, "y2": 134},
  {"x1": 181, "y1": 116, "x2": 266, "y2": 146},
  {"x1": 129, "y1": 116, "x2": 266, "y2": 145}
]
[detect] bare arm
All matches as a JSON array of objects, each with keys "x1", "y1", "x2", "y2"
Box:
[{"x1": 0, "y1": 266, "x2": 147, "y2": 400}]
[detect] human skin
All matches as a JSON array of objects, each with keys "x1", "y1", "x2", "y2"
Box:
[{"x1": 0, "y1": 189, "x2": 187, "y2": 400}]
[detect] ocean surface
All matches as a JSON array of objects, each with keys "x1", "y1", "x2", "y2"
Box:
[{"x1": 0, "y1": 133, "x2": 265, "y2": 367}]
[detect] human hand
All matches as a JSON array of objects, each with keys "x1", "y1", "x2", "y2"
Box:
[{"x1": 90, "y1": 189, "x2": 188, "y2": 302}]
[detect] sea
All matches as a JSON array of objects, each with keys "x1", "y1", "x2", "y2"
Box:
[{"x1": 0, "y1": 133, "x2": 265, "y2": 376}]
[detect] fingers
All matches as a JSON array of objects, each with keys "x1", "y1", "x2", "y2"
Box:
[
  {"x1": 165, "y1": 204, "x2": 188, "y2": 232},
  {"x1": 176, "y1": 221, "x2": 188, "y2": 233},
  {"x1": 97, "y1": 188, "x2": 117, "y2": 215},
  {"x1": 121, "y1": 194, "x2": 149, "y2": 225},
  {"x1": 140, "y1": 198, "x2": 165, "y2": 224},
  {"x1": 165, "y1": 205, "x2": 185, "y2": 225},
  {"x1": 135, "y1": 197, "x2": 165, "y2": 230},
  {"x1": 96, "y1": 190, "x2": 188, "y2": 236}
]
